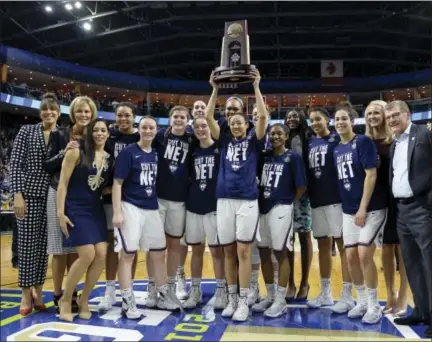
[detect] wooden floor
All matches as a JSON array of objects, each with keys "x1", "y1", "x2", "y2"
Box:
[{"x1": 0, "y1": 234, "x2": 411, "y2": 302}]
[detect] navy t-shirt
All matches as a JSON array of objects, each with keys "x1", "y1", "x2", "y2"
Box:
[
  {"x1": 113, "y1": 144, "x2": 158, "y2": 210},
  {"x1": 307, "y1": 131, "x2": 341, "y2": 208},
  {"x1": 186, "y1": 142, "x2": 220, "y2": 215},
  {"x1": 104, "y1": 130, "x2": 139, "y2": 203},
  {"x1": 153, "y1": 128, "x2": 192, "y2": 202},
  {"x1": 333, "y1": 135, "x2": 384, "y2": 214},
  {"x1": 216, "y1": 129, "x2": 264, "y2": 200},
  {"x1": 259, "y1": 149, "x2": 307, "y2": 214}
]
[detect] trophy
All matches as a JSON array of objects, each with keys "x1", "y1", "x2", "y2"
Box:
[{"x1": 213, "y1": 20, "x2": 257, "y2": 86}]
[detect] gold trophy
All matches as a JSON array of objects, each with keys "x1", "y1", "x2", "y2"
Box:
[{"x1": 213, "y1": 20, "x2": 257, "y2": 86}]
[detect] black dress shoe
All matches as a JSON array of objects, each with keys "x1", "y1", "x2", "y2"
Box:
[
  {"x1": 424, "y1": 325, "x2": 431, "y2": 338},
  {"x1": 394, "y1": 315, "x2": 425, "y2": 326}
]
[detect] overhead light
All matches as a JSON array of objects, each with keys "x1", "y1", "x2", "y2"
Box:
[
  {"x1": 51, "y1": 76, "x2": 54, "y2": 79},
  {"x1": 14, "y1": 78, "x2": 17, "y2": 80},
  {"x1": 97, "y1": 90, "x2": 99, "y2": 93},
  {"x1": 74, "y1": 1, "x2": 82, "y2": 9},
  {"x1": 123, "y1": 94, "x2": 125, "y2": 97},
  {"x1": 64, "y1": 3, "x2": 73, "y2": 10},
  {"x1": 107, "y1": 87, "x2": 110, "y2": 90},
  {"x1": 86, "y1": 84, "x2": 89, "y2": 87},
  {"x1": 43, "y1": 84, "x2": 46, "y2": 86},
  {"x1": 63, "y1": 83, "x2": 66, "y2": 86},
  {"x1": 45, "y1": 5, "x2": 52, "y2": 12},
  {"x1": 9, "y1": 69, "x2": 11, "y2": 72},
  {"x1": 83, "y1": 22, "x2": 92, "y2": 31},
  {"x1": 29, "y1": 77, "x2": 33, "y2": 80},
  {"x1": 29, "y1": 71, "x2": 32, "y2": 74}
]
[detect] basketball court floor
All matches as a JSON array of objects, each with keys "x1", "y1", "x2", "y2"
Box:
[{"x1": 1, "y1": 234, "x2": 427, "y2": 341}]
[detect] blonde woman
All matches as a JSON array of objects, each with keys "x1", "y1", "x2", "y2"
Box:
[
  {"x1": 44, "y1": 96, "x2": 97, "y2": 314},
  {"x1": 365, "y1": 100, "x2": 409, "y2": 316}
]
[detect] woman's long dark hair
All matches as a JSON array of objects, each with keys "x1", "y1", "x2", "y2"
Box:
[{"x1": 81, "y1": 118, "x2": 109, "y2": 168}]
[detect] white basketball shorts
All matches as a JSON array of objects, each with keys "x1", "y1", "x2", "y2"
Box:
[
  {"x1": 185, "y1": 211, "x2": 219, "y2": 247},
  {"x1": 343, "y1": 208, "x2": 387, "y2": 248},
  {"x1": 257, "y1": 204, "x2": 294, "y2": 252},
  {"x1": 311, "y1": 203, "x2": 343, "y2": 239},
  {"x1": 158, "y1": 198, "x2": 186, "y2": 239},
  {"x1": 114, "y1": 201, "x2": 166, "y2": 253},
  {"x1": 104, "y1": 204, "x2": 114, "y2": 231},
  {"x1": 216, "y1": 198, "x2": 259, "y2": 246}
]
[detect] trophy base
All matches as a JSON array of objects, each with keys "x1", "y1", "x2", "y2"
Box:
[{"x1": 213, "y1": 64, "x2": 256, "y2": 84}]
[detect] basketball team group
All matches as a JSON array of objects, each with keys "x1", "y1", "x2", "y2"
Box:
[{"x1": 9, "y1": 69, "x2": 431, "y2": 336}]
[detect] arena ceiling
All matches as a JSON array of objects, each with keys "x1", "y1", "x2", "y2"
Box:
[{"x1": 0, "y1": 1, "x2": 431, "y2": 81}]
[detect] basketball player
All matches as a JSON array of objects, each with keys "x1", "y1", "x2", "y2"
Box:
[
  {"x1": 192, "y1": 100, "x2": 207, "y2": 119},
  {"x1": 305, "y1": 108, "x2": 355, "y2": 313},
  {"x1": 249, "y1": 105, "x2": 279, "y2": 306},
  {"x1": 112, "y1": 116, "x2": 181, "y2": 319},
  {"x1": 182, "y1": 117, "x2": 227, "y2": 309},
  {"x1": 205, "y1": 69, "x2": 268, "y2": 321},
  {"x1": 153, "y1": 106, "x2": 192, "y2": 303},
  {"x1": 254, "y1": 123, "x2": 307, "y2": 317},
  {"x1": 175, "y1": 99, "x2": 209, "y2": 299},
  {"x1": 333, "y1": 105, "x2": 386, "y2": 324},
  {"x1": 99, "y1": 103, "x2": 139, "y2": 312}
]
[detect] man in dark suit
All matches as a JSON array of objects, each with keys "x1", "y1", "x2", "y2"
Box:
[{"x1": 386, "y1": 100, "x2": 432, "y2": 338}]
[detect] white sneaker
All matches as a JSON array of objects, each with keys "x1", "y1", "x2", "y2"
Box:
[
  {"x1": 331, "y1": 293, "x2": 355, "y2": 314},
  {"x1": 362, "y1": 305, "x2": 383, "y2": 324},
  {"x1": 247, "y1": 283, "x2": 259, "y2": 306},
  {"x1": 183, "y1": 286, "x2": 202, "y2": 309},
  {"x1": 157, "y1": 291, "x2": 182, "y2": 311},
  {"x1": 98, "y1": 287, "x2": 116, "y2": 311},
  {"x1": 213, "y1": 286, "x2": 228, "y2": 310},
  {"x1": 232, "y1": 296, "x2": 249, "y2": 321},
  {"x1": 146, "y1": 283, "x2": 158, "y2": 308},
  {"x1": 348, "y1": 302, "x2": 368, "y2": 319},
  {"x1": 221, "y1": 294, "x2": 238, "y2": 318},
  {"x1": 306, "y1": 293, "x2": 334, "y2": 309},
  {"x1": 252, "y1": 298, "x2": 273, "y2": 313},
  {"x1": 264, "y1": 300, "x2": 288, "y2": 318},
  {"x1": 176, "y1": 274, "x2": 188, "y2": 300},
  {"x1": 121, "y1": 295, "x2": 142, "y2": 320}
]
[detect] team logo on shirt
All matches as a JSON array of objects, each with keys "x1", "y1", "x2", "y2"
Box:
[
  {"x1": 164, "y1": 138, "x2": 189, "y2": 174},
  {"x1": 261, "y1": 162, "x2": 284, "y2": 198},
  {"x1": 329, "y1": 135, "x2": 335, "y2": 143},
  {"x1": 336, "y1": 152, "x2": 354, "y2": 192},
  {"x1": 194, "y1": 155, "x2": 215, "y2": 192},
  {"x1": 140, "y1": 162, "x2": 157, "y2": 196},
  {"x1": 226, "y1": 140, "x2": 249, "y2": 171},
  {"x1": 309, "y1": 144, "x2": 328, "y2": 179}
]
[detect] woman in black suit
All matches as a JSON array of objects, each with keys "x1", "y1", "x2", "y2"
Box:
[{"x1": 10, "y1": 93, "x2": 60, "y2": 315}]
